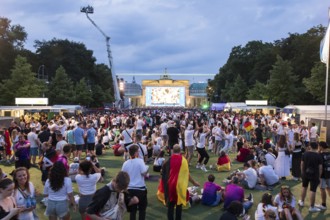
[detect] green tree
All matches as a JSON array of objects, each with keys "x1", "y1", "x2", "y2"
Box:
[
  {"x1": 47, "y1": 66, "x2": 75, "y2": 105},
  {"x1": 221, "y1": 75, "x2": 248, "y2": 102},
  {"x1": 74, "y1": 78, "x2": 93, "y2": 106},
  {"x1": 247, "y1": 81, "x2": 268, "y2": 100},
  {"x1": 0, "y1": 17, "x2": 27, "y2": 80},
  {"x1": 267, "y1": 55, "x2": 299, "y2": 106},
  {"x1": 0, "y1": 55, "x2": 44, "y2": 105},
  {"x1": 303, "y1": 62, "x2": 328, "y2": 103}
]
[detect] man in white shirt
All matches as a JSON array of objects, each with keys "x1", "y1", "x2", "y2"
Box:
[
  {"x1": 122, "y1": 145, "x2": 148, "y2": 220},
  {"x1": 56, "y1": 133, "x2": 68, "y2": 155},
  {"x1": 309, "y1": 123, "x2": 318, "y2": 142},
  {"x1": 265, "y1": 148, "x2": 276, "y2": 168},
  {"x1": 27, "y1": 127, "x2": 40, "y2": 166},
  {"x1": 135, "y1": 116, "x2": 145, "y2": 136},
  {"x1": 126, "y1": 134, "x2": 148, "y2": 162},
  {"x1": 259, "y1": 161, "x2": 279, "y2": 186},
  {"x1": 236, "y1": 162, "x2": 258, "y2": 189}
]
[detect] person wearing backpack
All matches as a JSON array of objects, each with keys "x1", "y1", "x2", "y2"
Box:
[{"x1": 317, "y1": 141, "x2": 330, "y2": 211}]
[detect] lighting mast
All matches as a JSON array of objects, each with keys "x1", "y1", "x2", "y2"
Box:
[{"x1": 80, "y1": 5, "x2": 121, "y2": 108}]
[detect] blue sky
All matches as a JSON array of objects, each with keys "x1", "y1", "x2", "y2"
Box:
[{"x1": 1, "y1": 0, "x2": 328, "y2": 84}]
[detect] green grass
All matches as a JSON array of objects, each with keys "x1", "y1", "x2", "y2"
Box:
[{"x1": 2, "y1": 149, "x2": 330, "y2": 220}]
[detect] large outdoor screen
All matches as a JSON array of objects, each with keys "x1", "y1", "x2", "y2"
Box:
[{"x1": 145, "y1": 87, "x2": 185, "y2": 106}]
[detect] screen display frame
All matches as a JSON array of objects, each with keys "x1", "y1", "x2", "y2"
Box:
[{"x1": 145, "y1": 86, "x2": 185, "y2": 107}]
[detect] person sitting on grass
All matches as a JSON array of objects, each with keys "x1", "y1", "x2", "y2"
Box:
[
  {"x1": 111, "y1": 139, "x2": 124, "y2": 156},
  {"x1": 236, "y1": 141, "x2": 251, "y2": 162},
  {"x1": 223, "y1": 176, "x2": 254, "y2": 213},
  {"x1": 216, "y1": 150, "x2": 231, "y2": 172},
  {"x1": 201, "y1": 174, "x2": 223, "y2": 206},
  {"x1": 273, "y1": 185, "x2": 303, "y2": 220},
  {"x1": 254, "y1": 192, "x2": 279, "y2": 220}
]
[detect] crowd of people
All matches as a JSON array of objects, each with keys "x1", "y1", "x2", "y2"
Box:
[{"x1": 0, "y1": 109, "x2": 329, "y2": 220}]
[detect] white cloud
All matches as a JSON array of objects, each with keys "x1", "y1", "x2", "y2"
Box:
[{"x1": 1, "y1": 0, "x2": 328, "y2": 83}]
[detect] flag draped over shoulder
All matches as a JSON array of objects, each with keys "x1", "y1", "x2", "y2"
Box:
[
  {"x1": 157, "y1": 154, "x2": 189, "y2": 206},
  {"x1": 243, "y1": 121, "x2": 252, "y2": 132},
  {"x1": 320, "y1": 18, "x2": 330, "y2": 64}
]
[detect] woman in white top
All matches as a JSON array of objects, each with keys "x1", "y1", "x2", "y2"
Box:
[
  {"x1": 13, "y1": 167, "x2": 37, "y2": 220},
  {"x1": 255, "y1": 193, "x2": 279, "y2": 220},
  {"x1": 196, "y1": 126, "x2": 210, "y2": 172},
  {"x1": 75, "y1": 160, "x2": 101, "y2": 220},
  {"x1": 44, "y1": 161, "x2": 76, "y2": 220},
  {"x1": 273, "y1": 185, "x2": 303, "y2": 220},
  {"x1": 274, "y1": 135, "x2": 291, "y2": 179}
]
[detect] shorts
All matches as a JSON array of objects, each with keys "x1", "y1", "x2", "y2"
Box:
[
  {"x1": 76, "y1": 144, "x2": 84, "y2": 151},
  {"x1": 302, "y1": 177, "x2": 320, "y2": 192},
  {"x1": 320, "y1": 178, "x2": 330, "y2": 189},
  {"x1": 71, "y1": 144, "x2": 77, "y2": 152},
  {"x1": 87, "y1": 143, "x2": 95, "y2": 151},
  {"x1": 45, "y1": 199, "x2": 69, "y2": 218},
  {"x1": 78, "y1": 194, "x2": 93, "y2": 213},
  {"x1": 186, "y1": 145, "x2": 194, "y2": 155},
  {"x1": 30, "y1": 147, "x2": 38, "y2": 156}
]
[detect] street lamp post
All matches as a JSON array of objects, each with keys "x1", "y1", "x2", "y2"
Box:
[
  {"x1": 80, "y1": 5, "x2": 121, "y2": 108},
  {"x1": 38, "y1": 65, "x2": 48, "y2": 97}
]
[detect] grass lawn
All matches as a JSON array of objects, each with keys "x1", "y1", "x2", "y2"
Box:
[{"x1": 2, "y1": 149, "x2": 330, "y2": 220}]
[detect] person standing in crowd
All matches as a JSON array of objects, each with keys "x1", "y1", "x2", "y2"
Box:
[
  {"x1": 157, "y1": 144, "x2": 200, "y2": 220},
  {"x1": 13, "y1": 134, "x2": 31, "y2": 169},
  {"x1": 309, "y1": 123, "x2": 318, "y2": 143},
  {"x1": 38, "y1": 125, "x2": 52, "y2": 157},
  {"x1": 86, "y1": 171, "x2": 139, "y2": 220},
  {"x1": 184, "y1": 124, "x2": 195, "y2": 166},
  {"x1": 13, "y1": 167, "x2": 38, "y2": 220},
  {"x1": 86, "y1": 123, "x2": 97, "y2": 155},
  {"x1": 121, "y1": 123, "x2": 134, "y2": 161},
  {"x1": 74, "y1": 122, "x2": 85, "y2": 159},
  {"x1": 274, "y1": 185, "x2": 303, "y2": 220},
  {"x1": 274, "y1": 135, "x2": 291, "y2": 180},
  {"x1": 291, "y1": 132, "x2": 302, "y2": 181},
  {"x1": 0, "y1": 178, "x2": 23, "y2": 219},
  {"x1": 298, "y1": 142, "x2": 323, "y2": 212},
  {"x1": 316, "y1": 141, "x2": 330, "y2": 210},
  {"x1": 43, "y1": 161, "x2": 76, "y2": 220},
  {"x1": 55, "y1": 133, "x2": 67, "y2": 155},
  {"x1": 135, "y1": 116, "x2": 145, "y2": 136},
  {"x1": 122, "y1": 145, "x2": 148, "y2": 220},
  {"x1": 196, "y1": 126, "x2": 210, "y2": 172},
  {"x1": 167, "y1": 120, "x2": 180, "y2": 155},
  {"x1": 27, "y1": 127, "x2": 40, "y2": 167},
  {"x1": 39, "y1": 142, "x2": 58, "y2": 185},
  {"x1": 75, "y1": 160, "x2": 102, "y2": 220}
]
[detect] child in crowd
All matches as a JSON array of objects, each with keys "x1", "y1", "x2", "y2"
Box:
[
  {"x1": 201, "y1": 174, "x2": 223, "y2": 206},
  {"x1": 153, "y1": 151, "x2": 165, "y2": 172},
  {"x1": 95, "y1": 139, "x2": 105, "y2": 156},
  {"x1": 69, "y1": 157, "x2": 80, "y2": 182}
]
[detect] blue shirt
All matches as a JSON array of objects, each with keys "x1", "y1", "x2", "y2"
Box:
[
  {"x1": 74, "y1": 127, "x2": 85, "y2": 145},
  {"x1": 86, "y1": 128, "x2": 96, "y2": 144}
]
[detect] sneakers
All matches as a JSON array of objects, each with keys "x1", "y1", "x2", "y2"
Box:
[
  {"x1": 201, "y1": 165, "x2": 208, "y2": 172},
  {"x1": 247, "y1": 193, "x2": 254, "y2": 203},
  {"x1": 309, "y1": 206, "x2": 321, "y2": 212},
  {"x1": 292, "y1": 177, "x2": 299, "y2": 181},
  {"x1": 196, "y1": 164, "x2": 201, "y2": 169},
  {"x1": 315, "y1": 204, "x2": 327, "y2": 210},
  {"x1": 298, "y1": 200, "x2": 304, "y2": 207}
]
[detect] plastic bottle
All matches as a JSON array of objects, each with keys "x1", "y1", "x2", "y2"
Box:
[
  {"x1": 26, "y1": 195, "x2": 31, "y2": 208},
  {"x1": 31, "y1": 196, "x2": 37, "y2": 207}
]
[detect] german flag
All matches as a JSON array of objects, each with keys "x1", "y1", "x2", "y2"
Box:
[
  {"x1": 244, "y1": 121, "x2": 252, "y2": 132},
  {"x1": 157, "y1": 154, "x2": 189, "y2": 206}
]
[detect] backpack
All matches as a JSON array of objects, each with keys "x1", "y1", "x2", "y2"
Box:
[{"x1": 322, "y1": 152, "x2": 330, "y2": 179}]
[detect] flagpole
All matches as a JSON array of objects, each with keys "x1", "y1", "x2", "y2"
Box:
[{"x1": 326, "y1": 8, "x2": 330, "y2": 121}]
